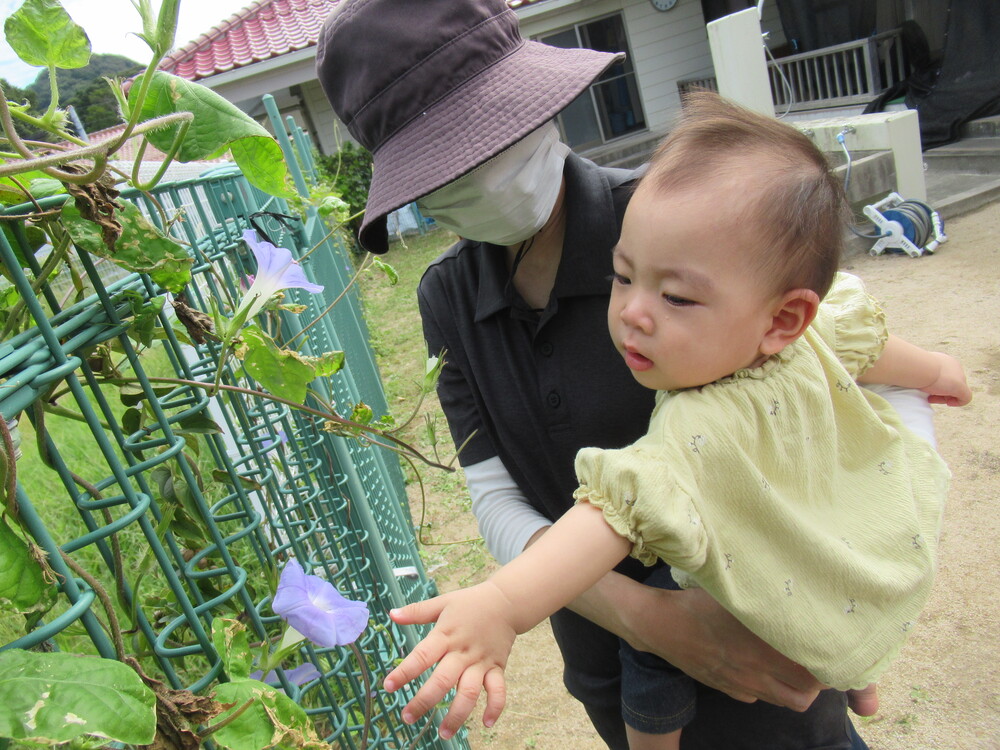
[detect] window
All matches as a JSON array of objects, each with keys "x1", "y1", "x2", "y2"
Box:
[{"x1": 539, "y1": 14, "x2": 646, "y2": 150}]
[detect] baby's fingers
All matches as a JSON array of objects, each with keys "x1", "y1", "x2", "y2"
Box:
[
  {"x1": 383, "y1": 635, "x2": 446, "y2": 693},
  {"x1": 398, "y1": 657, "x2": 466, "y2": 726},
  {"x1": 389, "y1": 596, "x2": 447, "y2": 626},
  {"x1": 481, "y1": 666, "x2": 507, "y2": 728},
  {"x1": 435, "y1": 663, "x2": 495, "y2": 739}
]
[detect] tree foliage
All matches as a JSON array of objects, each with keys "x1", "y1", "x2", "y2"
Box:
[
  {"x1": 316, "y1": 142, "x2": 373, "y2": 240},
  {"x1": 0, "y1": 77, "x2": 36, "y2": 110},
  {"x1": 15, "y1": 53, "x2": 143, "y2": 140}
]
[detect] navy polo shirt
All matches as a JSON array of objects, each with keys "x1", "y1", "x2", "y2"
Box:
[{"x1": 417, "y1": 153, "x2": 655, "y2": 526}]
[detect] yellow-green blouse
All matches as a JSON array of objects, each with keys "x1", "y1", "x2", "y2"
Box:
[{"x1": 574, "y1": 273, "x2": 949, "y2": 690}]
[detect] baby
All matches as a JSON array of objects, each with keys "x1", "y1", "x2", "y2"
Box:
[{"x1": 384, "y1": 92, "x2": 971, "y2": 748}]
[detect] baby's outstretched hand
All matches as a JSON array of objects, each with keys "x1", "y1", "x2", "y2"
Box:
[
  {"x1": 384, "y1": 582, "x2": 517, "y2": 740},
  {"x1": 923, "y1": 352, "x2": 972, "y2": 406}
]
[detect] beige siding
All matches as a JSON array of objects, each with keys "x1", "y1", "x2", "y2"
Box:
[
  {"x1": 623, "y1": 0, "x2": 712, "y2": 132},
  {"x1": 301, "y1": 78, "x2": 358, "y2": 156},
  {"x1": 518, "y1": 0, "x2": 628, "y2": 36}
]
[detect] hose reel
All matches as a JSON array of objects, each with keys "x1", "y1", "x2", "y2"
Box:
[{"x1": 862, "y1": 192, "x2": 947, "y2": 258}]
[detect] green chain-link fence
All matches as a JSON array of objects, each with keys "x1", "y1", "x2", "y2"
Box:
[{"x1": 0, "y1": 99, "x2": 467, "y2": 749}]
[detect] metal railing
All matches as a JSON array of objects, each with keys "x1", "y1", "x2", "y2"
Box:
[{"x1": 678, "y1": 28, "x2": 910, "y2": 113}]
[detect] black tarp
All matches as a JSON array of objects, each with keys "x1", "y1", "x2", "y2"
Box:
[
  {"x1": 700, "y1": 0, "x2": 754, "y2": 24},
  {"x1": 774, "y1": 0, "x2": 875, "y2": 53},
  {"x1": 900, "y1": 0, "x2": 1000, "y2": 148}
]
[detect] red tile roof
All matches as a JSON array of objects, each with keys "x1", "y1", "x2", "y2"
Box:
[
  {"x1": 160, "y1": 0, "x2": 551, "y2": 82},
  {"x1": 160, "y1": 0, "x2": 338, "y2": 81}
]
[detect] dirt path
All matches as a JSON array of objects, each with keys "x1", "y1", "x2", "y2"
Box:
[{"x1": 410, "y1": 202, "x2": 1000, "y2": 750}]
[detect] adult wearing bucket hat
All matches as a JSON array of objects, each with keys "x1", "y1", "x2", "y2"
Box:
[
  {"x1": 316, "y1": 0, "x2": 623, "y2": 253},
  {"x1": 316, "y1": 1, "x2": 878, "y2": 748}
]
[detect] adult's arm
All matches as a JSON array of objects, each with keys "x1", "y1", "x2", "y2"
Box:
[{"x1": 465, "y1": 457, "x2": 552, "y2": 565}]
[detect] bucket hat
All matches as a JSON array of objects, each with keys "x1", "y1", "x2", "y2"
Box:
[{"x1": 316, "y1": 0, "x2": 624, "y2": 252}]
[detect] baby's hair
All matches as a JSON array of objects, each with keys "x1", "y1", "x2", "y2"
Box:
[{"x1": 645, "y1": 91, "x2": 847, "y2": 298}]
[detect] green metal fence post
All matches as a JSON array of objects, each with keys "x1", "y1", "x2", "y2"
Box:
[{"x1": 263, "y1": 94, "x2": 310, "y2": 197}]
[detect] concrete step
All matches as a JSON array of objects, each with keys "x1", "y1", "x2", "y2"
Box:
[
  {"x1": 925, "y1": 170, "x2": 1000, "y2": 220},
  {"x1": 922, "y1": 136, "x2": 1000, "y2": 174},
  {"x1": 958, "y1": 114, "x2": 1000, "y2": 139}
]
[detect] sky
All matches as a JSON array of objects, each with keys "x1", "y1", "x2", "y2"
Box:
[{"x1": 1, "y1": 0, "x2": 253, "y2": 88}]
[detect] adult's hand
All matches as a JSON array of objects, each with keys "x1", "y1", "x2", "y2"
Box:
[
  {"x1": 569, "y1": 573, "x2": 824, "y2": 711},
  {"x1": 632, "y1": 586, "x2": 823, "y2": 710}
]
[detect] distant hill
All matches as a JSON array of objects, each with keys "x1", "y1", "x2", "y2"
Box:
[
  {"x1": 27, "y1": 54, "x2": 143, "y2": 110},
  {"x1": 18, "y1": 54, "x2": 144, "y2": 139}
]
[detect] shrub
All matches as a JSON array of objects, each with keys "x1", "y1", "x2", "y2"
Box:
[{"x1": 317, "y1": 142, "x2": 373, "y2": 243}]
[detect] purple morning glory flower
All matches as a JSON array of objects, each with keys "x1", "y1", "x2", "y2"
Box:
[
  {"x1": 250, "y1": 662, "x2": 322, "y2": 686},
  {"x1": 272, "y1": 559, "x2": 369, "y2": 647},
  {"x1": 236, "y1": 230, "x2": 324, "y2": 321},
  {"x1": 261, "y1": 429, "x2": 287, "y2": 453}
]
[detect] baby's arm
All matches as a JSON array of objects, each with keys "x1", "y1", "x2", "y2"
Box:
[
  {"x1": 384, "y1": 502, "x2": 630, "y2": 738},
  {"x1": 858, "y1": 334, "x2": 971, "y2": 406}
]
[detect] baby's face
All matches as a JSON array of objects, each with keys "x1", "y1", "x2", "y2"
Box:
[{"x1": 607, "y1": 181, "x2": 779, "y2": 392}]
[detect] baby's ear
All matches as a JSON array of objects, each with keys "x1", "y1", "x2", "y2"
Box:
[{"x1": 759, "y1": 289, "x2": 820, "y2": 356}]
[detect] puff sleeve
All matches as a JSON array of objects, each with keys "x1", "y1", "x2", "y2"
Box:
[
  {"x1": 574, "y1": 443, "x2": 708, "y2": 571},
  {"x1": 813, "y1": 272, "x2": 888, "y2": 379}
]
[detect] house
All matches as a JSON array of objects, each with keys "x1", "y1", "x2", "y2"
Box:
[{"x1": 158, "y1": 0, "x2": 942, "y2": 169}]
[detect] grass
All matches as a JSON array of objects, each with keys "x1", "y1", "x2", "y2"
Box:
[
  {"x1": 355, "y1": 228, "x2": 493, "y2": 591},
  {"x1": 1, "y1": 375, "x2": 142, "y2": 651}
]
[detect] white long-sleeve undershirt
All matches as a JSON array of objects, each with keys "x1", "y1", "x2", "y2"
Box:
[{"x1": 465, "y1": 456, "x2": 552, "y2": 565}]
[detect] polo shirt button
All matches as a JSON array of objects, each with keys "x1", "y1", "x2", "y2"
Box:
[
  {"x1": 546, "y1": 391, "x2": 561, "y2": 408},
  {"x1": 539, "y1": 342, "x2": 554, "y2": 357}
]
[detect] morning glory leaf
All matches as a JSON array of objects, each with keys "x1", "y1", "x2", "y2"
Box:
[
  {"x1": 349, "y1": 402, "x2": 374, "y2": 426},
  {"x1": 316, "y1": 194, "x2": 349, "y2": 222},
  {"x1": 4, "y1": 0, "x2": 91, "y2": 70},
  {"x1": 372, "y1": 257, "x2": 398, "y2": 286},
  {"x1": 309, "y1": 350, "x2": 345, "y2": 378},
  {"x1": 229, "y1": 136, "x2": 297, "y2": 200},
  {"x1": 211, "y1": 618, "x2": 253, "y2": 681},
  {"x1": 1, "y1": 167, "x2": 64, "y2": 205},
  {"x1": 238, "y1": 325, "x2": 316, "y2": 405},
  {"x1": 271, "y1": 559, "x2": 368, "y2": 648},
  {"x1": 133, "y1": 72, "x2": 295, "y2": 198},
  {"x1": 61, "y1": 200, "x2": 193, "y2": 293},
  {"x1": 0, "y1": 221, "x2": 47, "y2": 268},
  {"x1": 0, "y1": 516, "x2": 50, "y2": 612},
  {"x1": 27, "y1": 178, "x2": 66, "y2": 199},
  {"x1": 211, "y1": 679, "x2": 326, "y2": 750},
  {"x1": 0, "y1": 650, "x2": 155, "y2": 744}
]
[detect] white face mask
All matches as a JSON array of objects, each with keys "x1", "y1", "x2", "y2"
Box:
[{"x1": 416, "y1": 122, "x2": 570, "y2": 246}]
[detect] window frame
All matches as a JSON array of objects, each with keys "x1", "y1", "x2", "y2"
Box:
[{"x1": 536, "y1": 12, "x2": 647, "y2": 149}]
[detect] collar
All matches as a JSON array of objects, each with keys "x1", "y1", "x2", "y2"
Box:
[{"x1": 473, "y1": 153, "x2": 632, "y2": 322}]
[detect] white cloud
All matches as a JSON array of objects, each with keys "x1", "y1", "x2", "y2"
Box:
[{"x1": 1, "y1": 0, "x2": 252, "y2": 87}]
